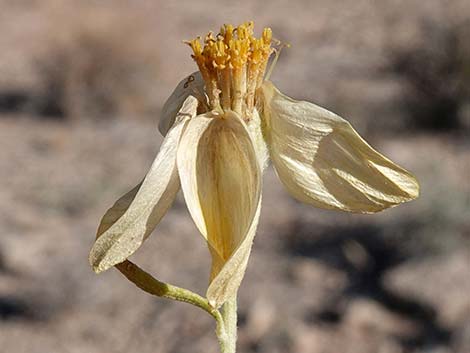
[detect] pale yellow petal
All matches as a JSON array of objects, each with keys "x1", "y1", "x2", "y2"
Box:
[
  {"x1": 89, "y1": 97, "x2": 198, "y2": 273},
  {"x1": 177, "y1": 111, "x2": 262, "y2": 307},
  {"x1": 260, "y1": 81, "x2": 419, "y2": 213},
  {"x1": 159, "y1": 72, "x2": 204, "y2": 136},
  {"x1": 247, "y1": 108, "x2": 270, "y2": 171},
  {"x1": 206, "y1": 196, "x2": 261, "y2": 308}
]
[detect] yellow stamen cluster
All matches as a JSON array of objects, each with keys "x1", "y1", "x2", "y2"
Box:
[{"x1": 186, "y1": 22, "x2": 273, "y2": 119}]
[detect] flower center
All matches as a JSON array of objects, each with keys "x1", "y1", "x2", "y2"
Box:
[{"x1": 186, "y1": 22, "x2": 273, "y2": 119}]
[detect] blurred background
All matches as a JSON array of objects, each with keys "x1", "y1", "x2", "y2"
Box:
[{"x1": 0, "y1": 0, "x2": 469, "y2": 352}]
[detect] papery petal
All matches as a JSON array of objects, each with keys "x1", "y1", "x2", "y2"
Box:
[
  {"x1": 159, "y1": 72, "x2": 204, "y2": 136},
  {"x1": 206, "y1": 196, "x2": 261, "y2": 308},
  {"x1": 260, "y1": 81, "x2": 419, "y2": 213},
  {"x1": 89, "y1": 96, "x2": 198, "y2": 273},
  {"x1": 246, "y1": 108, "x2": 270, "y2": 171},
  {"x1": 177, "y1": 111, "x2": 262, "y2": 307},
  {"x1": 95, "y1": 183, "x2": 141, "y2": 237}
]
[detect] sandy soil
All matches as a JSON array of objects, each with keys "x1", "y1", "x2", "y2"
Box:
[{"x1": 0, "y1": 1, "x2": 469, "y2": 352}]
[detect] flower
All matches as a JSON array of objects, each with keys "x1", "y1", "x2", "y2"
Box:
[{"x1": 89, "y1": 22, "x2": 419, "y2": 308}]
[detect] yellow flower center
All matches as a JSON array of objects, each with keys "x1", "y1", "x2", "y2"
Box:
[{"x1": 186, "y1": 22, "x2": 273, "y2": 119}]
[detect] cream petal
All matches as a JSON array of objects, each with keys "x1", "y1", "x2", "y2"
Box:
[
  {"x1": 95, "y1": 183, "x2": 141, "y2": 237},
  {"x1": 206, "y1": 196, "x2": 261, "y2": 308},
  {"x1": 246, "y1": 108, "x2": 270, "y2": 171},
  {"x1": 89, "y1": 96, "x2": 198, "y2": 273},
  {"x1": 260, "y1": 81, "x2": 419, "y2": 213},
  {"x1": 177, "y1": 111, "x2": 262, "y2": 307},
  {"x1": 159, "y1": 71, "x2": 205, "y2": 136}
]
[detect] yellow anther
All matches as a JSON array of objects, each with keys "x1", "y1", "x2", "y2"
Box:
[
  {"x1": 204, "y1": 32, "x2": 216, "y2": 44},
  {"x1": 212, "y1": 40, "x2": 229, "y2": 68},
  {"x1": 229, "y1": 38, "x2": 250, "y2": 68},
  {"x1": 185, "y1": 22, "x2": 283, "y2": 115},
  {"x1": 216, "y1": 40, "x2": 226, "y2": 55},
  {"x1": 262, "y1": 28, "x2": 272, "y2": 46},
  {"x1": 250, "y1": 39, "x2": 263, "y2": 64},
  {"x1": 221, "y1": 24, "x2": 234, "y2": 45},
  {"x1": 243, "y1": 21, "x2": 254, "y2": 37},
  {"x1": 236, "y1": 23, "x2": 249, "y2": 40},
  {"x1": 185, "y1": 38, "x2": 203, "y2": 57}
]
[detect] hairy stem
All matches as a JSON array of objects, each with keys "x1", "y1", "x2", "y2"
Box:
[{"x1": 217, "y1": 294, "x2": 238, "y2": 353}]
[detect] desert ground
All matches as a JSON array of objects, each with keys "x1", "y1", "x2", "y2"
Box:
[{"x1": 0, "y1": 1, "x2": 469, "y2": 353}]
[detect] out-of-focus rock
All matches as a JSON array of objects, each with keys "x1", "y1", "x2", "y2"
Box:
[
  {"x1": 454, "y1": 319, "x2": 470, "y2": 353},
  {"x1": 0, "y1": 1, "x2": 469, "y2": 353},
  {"x1": 343, "y1": 299, "x2": 419, "y2": 339},
  {"x1": 244, "y1": 299, "x2": 277, "y2": 342},
  {"x1": 292, "y1": 322, "x2": 405, "y2": 353},
  {"x1": 385, "y1": 252, "x2": 470, "y2": 328}
]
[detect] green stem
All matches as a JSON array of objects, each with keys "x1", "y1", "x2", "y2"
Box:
[
  {"x1": 116, "y1": 260, "x2": 238, "y2": 353},
  {"x1": 116, "y1": 260, "x2": 222, "y2": 322},
  {"x1": 218, "y1": 294, "x2": 238, "y2": 353}
]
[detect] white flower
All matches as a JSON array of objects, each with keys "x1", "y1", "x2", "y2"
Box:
[{"x1": 89, "y1": 22, "x2": 419, "y2": 308}]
